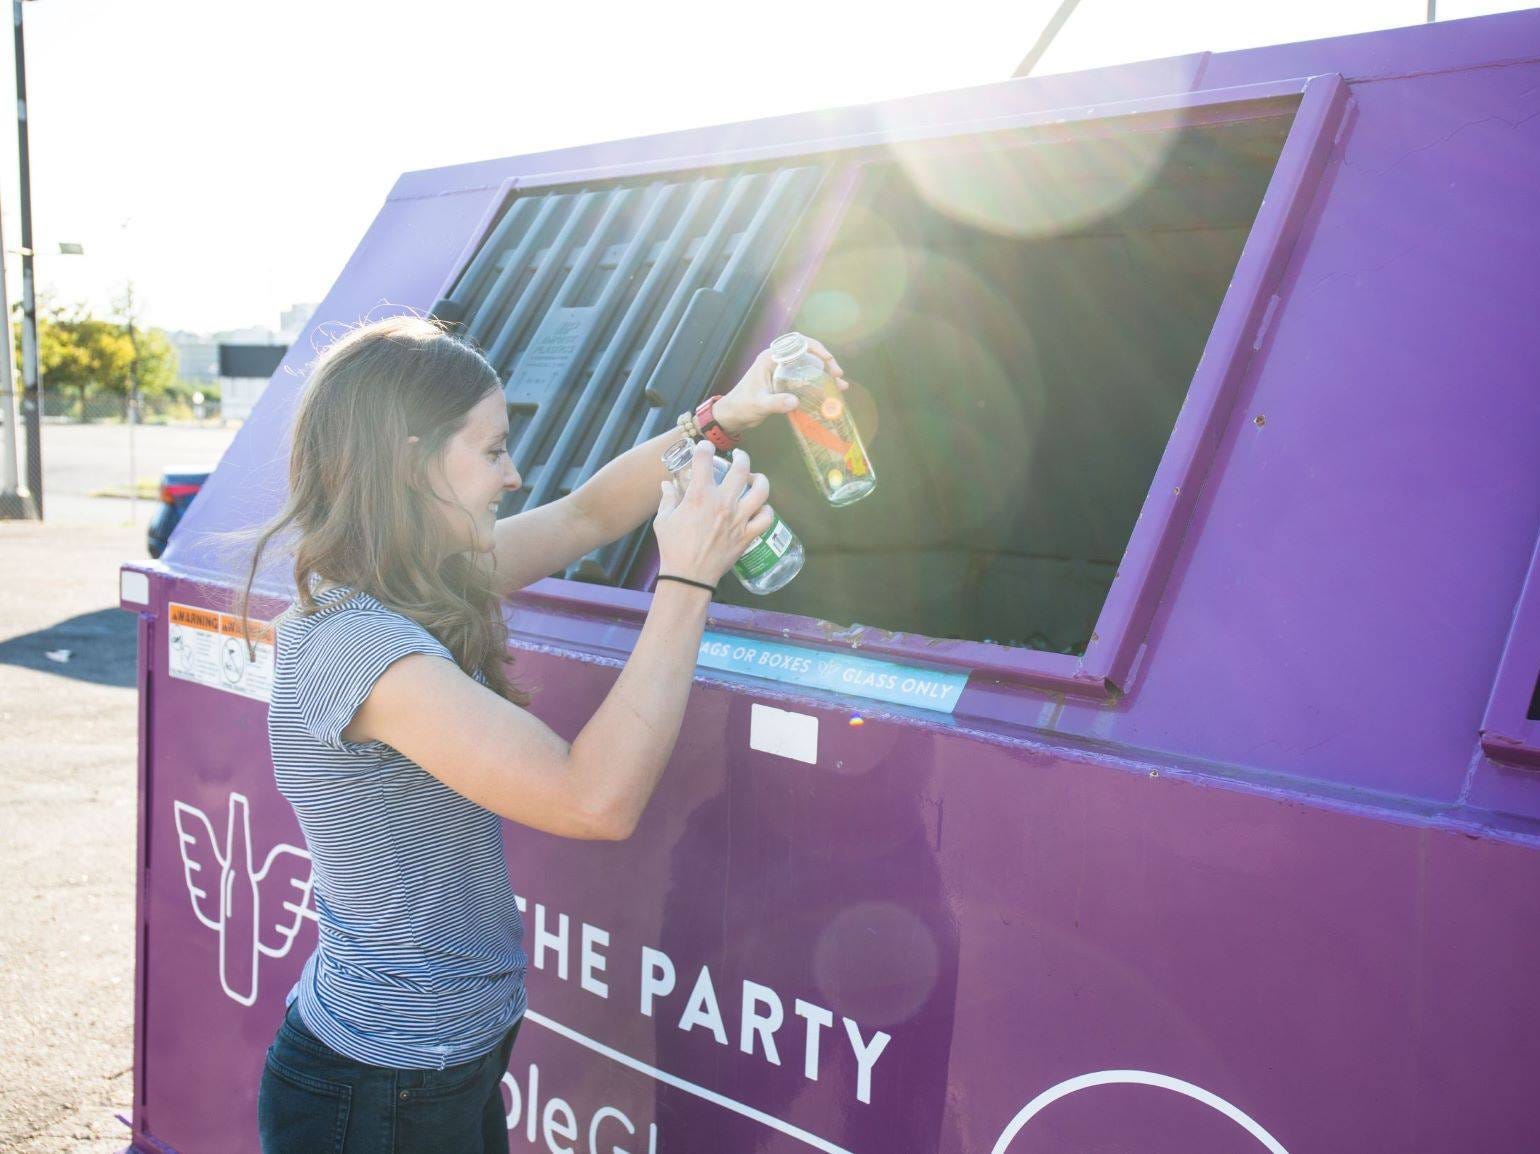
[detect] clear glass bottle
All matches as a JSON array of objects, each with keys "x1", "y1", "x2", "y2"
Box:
[
  {"x1": 769, "y1": 332, "x2": 876, "y2": 507},
  {"x1": 661, "y1": 440, "x2": 804, "y2": 595}
]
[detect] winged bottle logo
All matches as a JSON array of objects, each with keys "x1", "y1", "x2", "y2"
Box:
[{"x1": 172, "y1": 793, "x2": 317, "y2": 1006}]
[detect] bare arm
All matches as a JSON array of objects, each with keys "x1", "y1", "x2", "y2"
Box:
[
  {"x1": 489, "y1": 427, "x2": 688, "y2": 597},
  {"x1": 491, "y1": 342, "x2": 845, "y2": 597},
  {"x1": 348, "y1": 581, "x2": 710, "y2": 839},
  {"x1": 348, "y1": 443, "x2": 773, "y2": 840}
]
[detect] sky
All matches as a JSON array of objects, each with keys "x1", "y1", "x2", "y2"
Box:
[{"x1": 0, "y1": 0, "x2": 1531, "y2": 335}]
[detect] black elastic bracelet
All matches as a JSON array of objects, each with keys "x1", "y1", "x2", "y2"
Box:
[{"x1": 656, "y1": 574, "x2": 716, "y2": 595}]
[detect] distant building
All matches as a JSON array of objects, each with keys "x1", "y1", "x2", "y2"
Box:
[
  {"x1": 213, "y1": 326, "x2": 279, "y2": 345},
  {"x1": 166, "y1": 302, "x2": 313, "y2": 409},
  {"x1": 218, "y1": 343, "x2": 287, "y2": 422},
  {"x1": 279, "y1": 303, "x2": 317, "y2": 342},
  {"x1": 167, "y1": 331, "x2": 220, "y2": 384}
]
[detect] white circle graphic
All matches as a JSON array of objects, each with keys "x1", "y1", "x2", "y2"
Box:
[{"x1": 990, "y1": 1070, "x2": 1289, "y2": 1154}]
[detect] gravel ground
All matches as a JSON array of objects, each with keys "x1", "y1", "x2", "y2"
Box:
[{"x1": 0, "y1": 520, "x2": 144, "y2": 1153}]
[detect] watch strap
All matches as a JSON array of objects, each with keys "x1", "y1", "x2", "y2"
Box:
[{"x1": 693, "y1": 395, "x2": 741, "y2": 451}]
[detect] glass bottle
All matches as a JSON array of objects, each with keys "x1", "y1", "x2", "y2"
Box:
[
  {"x1": 769, "y1": 332, "x2": 876, "y2": 506},
  {"x1": 221, "y1": 794, "x2": 260, "y2": 1006},
  {"x1": 661, "y1": 440, "x2": 804, "y2": 595}
]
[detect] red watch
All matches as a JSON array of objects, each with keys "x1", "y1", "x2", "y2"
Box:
[{"x1": 693, "y1": 395, "x2": 741, "y2": 451}]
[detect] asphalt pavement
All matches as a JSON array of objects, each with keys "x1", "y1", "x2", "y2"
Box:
[
  {"x1": 14, "y1": 421, "x2": 236, "y2": 530},
  {"x1": 0, "y1": 520, "x2": 141, "y2": 1152},
  {"x1": 0, "y1": 422, "x2": 237, "y2": 1151}
]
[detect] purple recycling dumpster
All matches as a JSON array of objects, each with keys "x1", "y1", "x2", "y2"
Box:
[{"x1": 117, "y1": 11, "x2": 1540, "y2": 1153}]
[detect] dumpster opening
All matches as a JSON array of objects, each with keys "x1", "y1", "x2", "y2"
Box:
[{"x1": 712, "y1": 113, "x2": 1295, "y2": 655}]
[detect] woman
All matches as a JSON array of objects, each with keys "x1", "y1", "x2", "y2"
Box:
[{"x1": 249, "y1": 314, "x2": 843, "y2": 1153}]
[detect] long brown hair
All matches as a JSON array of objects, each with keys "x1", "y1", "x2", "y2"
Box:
[{"x1": 241, "y1": 314, "x2": 529, "y2": 706}]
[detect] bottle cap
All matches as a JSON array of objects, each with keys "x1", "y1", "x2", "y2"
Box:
[{"x1": 769, "y1": 332, "x2": 809, "y2": 363}]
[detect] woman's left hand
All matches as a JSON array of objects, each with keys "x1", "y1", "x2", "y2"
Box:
[{"x1": 713, "y1": 337, "x2": 847, "y2": 436}]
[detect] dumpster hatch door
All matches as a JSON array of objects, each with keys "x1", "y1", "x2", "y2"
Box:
[{"x1": 438, "y1": 165, "x2": 825, "y2": 584}]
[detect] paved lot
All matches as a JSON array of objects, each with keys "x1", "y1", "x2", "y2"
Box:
[
  {"x1": 0, "y1": 425, "x2": 240, "y2": 1152},
  {"x1": 0, "y1": 425, "x2": 238, "y2": 1150},
  {"x1": 0, "y1": 521, "x2": 142, "y2": 1152},
  {"x1": 25, "y1": 422, "x2": 239, "y2": 530}
]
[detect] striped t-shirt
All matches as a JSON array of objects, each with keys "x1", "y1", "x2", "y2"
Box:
[{"x1": 268, "y1": 586, "x2": 527, "y2": 1069}]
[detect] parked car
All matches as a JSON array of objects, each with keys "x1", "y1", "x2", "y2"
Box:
[{"x1": 147, "y1": 468, "x2": 210, "y2": 558}]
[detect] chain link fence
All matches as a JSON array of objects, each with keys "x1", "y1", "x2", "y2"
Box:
[
  {"x1": 42, "y1": 387, "x2": 225, "y2": 426},
  {"x1": 2, "y1": 383, "x2": 239, "y2": 527}
]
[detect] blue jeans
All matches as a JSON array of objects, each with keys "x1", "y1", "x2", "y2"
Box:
[{"x1": 257, "y1": 1003, "x2": 521, "y2": 1154}]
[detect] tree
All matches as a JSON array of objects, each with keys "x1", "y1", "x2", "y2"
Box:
[
  {"x1": 13, "y1": 289, "x2": 180, "y2": 421},
  {"x1": 112, "y1": 283, "x2": 180, "y2": 404},
  {"x1": 20, "y1": 301, "x2": 135, "y2": 421},
  {"x1": 126, "y1": 327, "x2": 178, "y2": 399}
]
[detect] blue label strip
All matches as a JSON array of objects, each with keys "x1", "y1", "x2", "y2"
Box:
[{"x1": 696, "y1": 631, "x2": 969, "y2": 714}]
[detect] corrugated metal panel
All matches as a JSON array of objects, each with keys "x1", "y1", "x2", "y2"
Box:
[{"x1": 438, "y1": 165, "x2": 824, "y2": 585}]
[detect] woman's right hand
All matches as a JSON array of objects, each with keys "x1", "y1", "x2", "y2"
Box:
[{"x1": 653, "y1": 442, "x2": 772, "y2": 585}]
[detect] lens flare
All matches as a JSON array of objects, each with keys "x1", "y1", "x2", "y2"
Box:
[
  {"x1": 814, "y1": 902, "x2": 940, "y2": 1026},
  {"x1": 874, "y1": 253, "x2": 1044, "y2": 540},
  {"x1": 795, "y1": 205, "x2": 910, "y2": 349},
  {"x1": 881, "y1": 123, "x2": 1177, "y2": 240}
]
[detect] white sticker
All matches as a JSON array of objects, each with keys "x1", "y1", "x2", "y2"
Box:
[
  {"x1": 749, "y1": 703, "x2": 818, "y2": 764},
  {"x1": 120, "y1": 570, "x2": 150, "y2": 606},
  {"x1": 766, "y1": 520, "x2": 793, "y2": 557},
  {"x1": 167, "y1": 602, "x2": 274, "y2": 702}
]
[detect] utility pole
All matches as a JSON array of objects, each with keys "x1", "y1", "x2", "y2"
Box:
[
  {"x1": 13, "y1": 0, "x2": 41, "y2": 518},
  {"x1": 1015, "y1": 0, "x2": 1085, "y2": 78},
  {"x1": 124, "y1": 310, "x2": 140, "y2": 526},
  {"x1": 0, "y1": 182, "x2": 34, "y2": 518}
]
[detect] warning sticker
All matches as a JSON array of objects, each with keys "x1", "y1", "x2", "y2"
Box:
[{"x1": 167, "y1": 602, "x2": 275, "y2": 702}]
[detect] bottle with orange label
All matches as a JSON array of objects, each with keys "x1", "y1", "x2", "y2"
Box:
[{"x1": 769, "y1": 332, "x2": 876, "y2": 507}]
